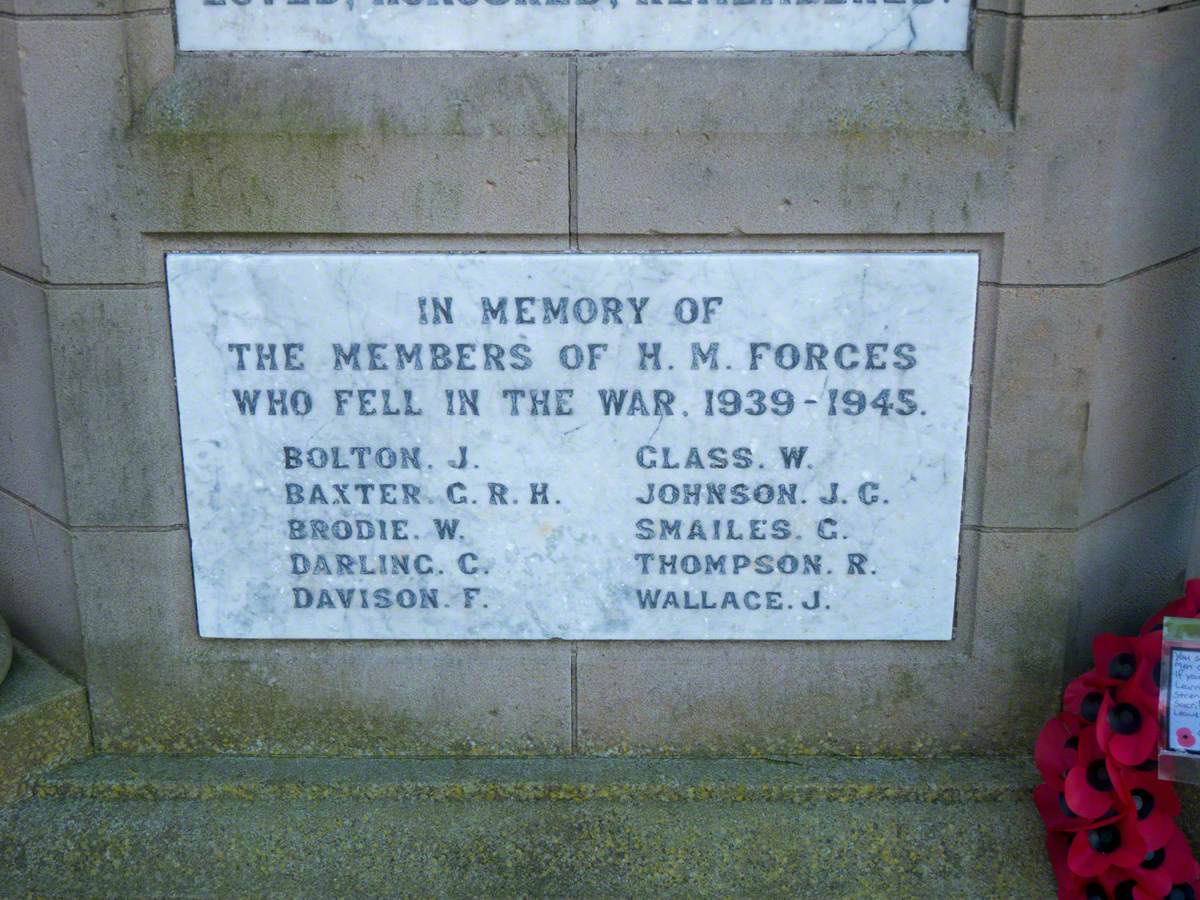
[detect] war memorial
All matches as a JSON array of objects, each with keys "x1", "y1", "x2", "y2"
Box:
[{"x1": 0, "y1": 0, "x2": 1198, "y2": 894}]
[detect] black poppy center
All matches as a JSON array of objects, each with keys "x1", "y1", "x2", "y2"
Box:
[
  {"x1": 1143, "y1": 847, "x2": 1166, "y2": 870},
  {"x1": 1109, "y1": 652, "x2": 1137, "y2": 680},
  {"x1": 1085, "y1": 883, "x2": 1109, "y2": 900},
  {"x1": 1167, "y1": 885, "x2": 1197, "y2": 900},
  {"x1": 1087, "y1": 759, "x2": 1113, "y2": 792},
  {"x1": 1088, "y1": 824, "x2": 1122, "y2": 854},
  {"x1": 1113, "y1": 881, "x2": 1136, "y2": 900},
  {"x1": 1132, "y1": 788, "x2": 1155, "y2": 820},
  {"x1": 1081, "y1": 692, "x2": 1104, "y2": 722},
  {"x1": 1107, "y1": 703, "x2": 1142, "y2": 736}
]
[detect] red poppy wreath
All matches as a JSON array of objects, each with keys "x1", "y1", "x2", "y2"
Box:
[{"x1": 1036, "y1": 580, "x2": 1200, "y2": 900}]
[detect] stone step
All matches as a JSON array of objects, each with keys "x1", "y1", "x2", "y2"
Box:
[
  {"x1": 0, "y1": 755, "x2": 1055, "y2": 896},
  {"x1": 0, "y1": 642, "x2": 90, "y2": 804}
]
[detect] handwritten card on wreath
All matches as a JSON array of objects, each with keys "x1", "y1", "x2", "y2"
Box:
[{"x1": 1168, "y1": 647, "x2": 1200, "y2": 753}]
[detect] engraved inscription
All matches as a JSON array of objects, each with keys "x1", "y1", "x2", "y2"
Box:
[{"x1": 167, "y1": 252, "x2": 978, "y2": 640}]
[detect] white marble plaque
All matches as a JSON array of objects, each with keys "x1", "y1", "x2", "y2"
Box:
[
  {"x1": 175, "y1": 0, "x2": 970, "y2": 53},
  {"x1": 167, "y1": 252, "x2": 978, "y2": 640}
]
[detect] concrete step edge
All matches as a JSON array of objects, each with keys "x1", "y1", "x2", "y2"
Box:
[{"x1": 31, "y1": 753, "x2": 1040, "y2": 804}]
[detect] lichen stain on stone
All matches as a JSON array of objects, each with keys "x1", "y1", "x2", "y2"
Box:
[
  {"x1": 0, "y1": 647, "x2": 91, "y2": 803},
  {"x1": 86, "y1": 642, "x2": 559, "y2": 758},
  {"x1": 119, "y1": 60, "x2": 565, "y2": 233}
]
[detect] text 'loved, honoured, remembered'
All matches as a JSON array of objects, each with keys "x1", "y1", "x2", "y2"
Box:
[
  {"x1": 175, "y1": 0, "x2": 970, "y2": 52},
  {"x1": 167, "y1": 252, "x2": 978, "y2": 640}
]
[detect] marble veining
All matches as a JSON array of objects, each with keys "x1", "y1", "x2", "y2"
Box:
[
  {"x1": 167, "y1": 252, "x2": 978, "y2": 640},
  {"x1": 176, "y1": 0, "x2": 970, "y2": 53}
]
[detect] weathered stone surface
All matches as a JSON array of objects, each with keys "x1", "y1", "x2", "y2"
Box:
[
  {"x1": 0, "y1": 31, "x2": 82, "y2": 679},
  {"x1": 0, "y1": 19, "x2": 41, "y2": 279},
  {"x1": 30, "y1": 753, "x2": 1038, "y2": 803},
  {"x1": 576, "y1": 529, "x2": 1072, "y2": 756},
  {"x1": 0, "y1": 642, "x2": 91, "y2": 803},
  {"x1": 1020, "y1": 0, "x2": 1184, "y2": 17},
  {"x1": 0, "y1": 492, "x2": 83, "y2": 678},
  {"x1": 979, "y1": 285, "x2": 1101, "y2": 529},
  {"x1": 576, "y1": 7, "x2": 1200, "y2": 286},
  {"x1": 14, "y1": 19, "x2": 570, "y2": 284},
  {"x1": 0, "y1": 272, "x2": 68, "y2": 520},
  {"x1": 72, "y1": 529, "x2": 572, "y2": 755},
  {"x1": 46, "y1": 287, "x2": 185, "y2": 527},
  {"x1": 1014, "y1": 8, "x2": 1200, "y2": 282},
  {"x1": 1069, "y1": 471, "x2": 1199, "y2": 676},
  {"x1": 575, "y1": 55, "x2": 1027, "y2": 268},
  {"x1": 1, "y1": 0, "x2": 1193, "y2": 770},
  {"x1": 0, "y1": 0, "x2": 167, "y2": 13},
  {"x1": 1179, "y1": 783, "x2": 1200, "y2": 847},
  {"x1": 970, "y1": 10, "x2": 1021, "y2": 112},
  {"x1": 9, "y1": 19, "x2": 130, "y2": 285},
  {"x1": 959, "y1": 283, "x2": 999, "y2": 529},
  {"x1": 971, "y1": 0, "x2": 1023, "y2": 13},
  {"x1": 975, "y1": 0, "x2": 1180, "y2": 13},
  {"x1": 1, "y1": 755, "x2": 1054, "y2": 896},
  {"x1": 1080, "y1": 252, "x2": 1200, "y2": 522}
]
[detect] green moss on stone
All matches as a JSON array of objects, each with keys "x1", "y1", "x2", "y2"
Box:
[
  {"x1": 0, "y1": 756, "x2": 1056, "y2": 896},
  {"x1": 0, "y1": 644, "x2": 91, "y2": 803}
]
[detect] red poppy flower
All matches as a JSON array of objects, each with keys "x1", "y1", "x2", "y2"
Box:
[
  {"x1": 1036, "y1": 782, "x2": 1094, "y2": 834},
  {"x1": 1048, "y1": 831, "x2": 1128, "y2": 899},
  {"x1": 1097, "y1": 683, "x2": 1158, "y2": 768},
  {"x1": 1068, "y1": 810, "x2": 1149, "y2": 878},
  {"x1": 1115, "y1": 766, "x2": 1182, "y2": 850},
  {"x1": 1128, "y1": 633, "x2": 1166, "y2": 710},
  {"x1": 1041, "y1": 584, "x2": 1200, "y2": 898},
  {"x1": 1141, "y1": 580, "x2": 1200, "y2": 636},
  {"x1": 1178, "y1": 729, "x2": 1197, "y2": 749},
  {"x1": 1038, "y1": 715, "x2": 1083, "y2": 786},
  {"x1": 1064, "y1": 727, "x2": 1122, "y2": 821},
  {"x1": 1122, "y1": 828, "x2": 1200, "y2": 899},
  {"x1": 1095, "y1": 635, "x2": 1143, "y2": 685},
  {"x1": 1065, "y1": 670, "x2": 1110, "y2": 725},
  {"x1": 1094, "y1": 633, "x2": 1163, "y2": 705}
]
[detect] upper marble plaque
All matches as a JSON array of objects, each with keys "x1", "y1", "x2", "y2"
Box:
[
  {"x1": 167, "y1": 252, "x2": 978, "y2": 640},
  {"x1": 176, "y1": 0, "x2": 970, "y2": 53}
]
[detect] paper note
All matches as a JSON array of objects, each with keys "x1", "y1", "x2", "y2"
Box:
[{"x1": 1168, "y1": 648, "x2": 1200, "y2": 753}]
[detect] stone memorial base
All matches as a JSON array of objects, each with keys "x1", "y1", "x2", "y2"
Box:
[
  {"x1": 2, "y1": 754, "x2": 1053, "y2": 895},
  {"x1": 0, "y1": 643, "x2": 1059, "y2": 895},
  {"x1": 2, "y1": 1, "x2": 1197, "y2": 894}
]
